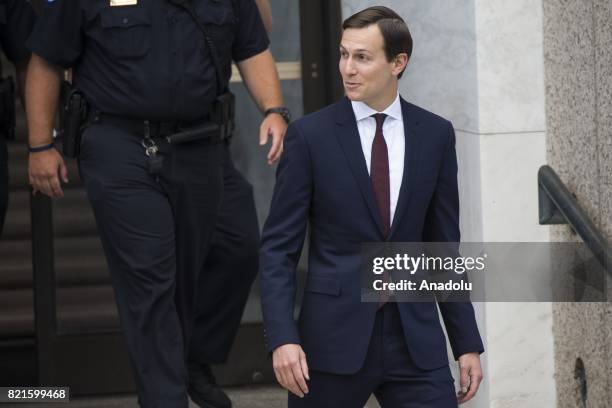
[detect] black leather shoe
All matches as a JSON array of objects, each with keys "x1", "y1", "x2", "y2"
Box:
[{"x1": 187, "y1": 362, "x2": 232, "y2": 408}]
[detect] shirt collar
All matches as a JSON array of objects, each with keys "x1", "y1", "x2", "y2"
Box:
[{"x1": 351, "y1": 93, "x2": 402, "y2": 123}]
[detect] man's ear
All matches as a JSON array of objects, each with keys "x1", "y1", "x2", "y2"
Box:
[{"x1": 392, "y1": 53, "x2": 408, "y2": 76}]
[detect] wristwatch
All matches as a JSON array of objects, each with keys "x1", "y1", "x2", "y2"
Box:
[{"x1": 264, "y1": 107, "x2": 291, "y2": 124}]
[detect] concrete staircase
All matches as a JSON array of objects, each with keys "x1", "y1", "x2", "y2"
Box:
[{"x1": 0, "y1": 95, "x2": 118, "y2": 385}]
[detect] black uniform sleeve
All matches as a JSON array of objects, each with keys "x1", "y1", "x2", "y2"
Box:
[
  {"x1": 0, "y1": 0, "x2": 37, "y2": 63},
  {"x1": 231, "y1": 0, "x2": 269, "y2": 62},
  {"x1": 25, "y1": 0, "x2": 83, "y2": 68}
]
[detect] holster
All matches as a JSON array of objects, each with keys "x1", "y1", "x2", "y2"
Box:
[
  {"x1": 0, "y1": 76, "x2": 16, "y2": 141},
  {"x1": 210, "y1": 91, "x2": 235, "y2": 143},
  {"x1": 60, "y1": 82, "x2": 88, "y2": 158},
  {"x1": 167, "y1": 91, "x2": 235, "y2": 145}
]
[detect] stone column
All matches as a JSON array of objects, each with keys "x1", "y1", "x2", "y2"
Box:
[{"x1": 544, "y1": 0, "x2": 612, "y2": 406}]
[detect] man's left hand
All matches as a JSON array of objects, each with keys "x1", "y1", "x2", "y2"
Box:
[
  {"x1": 259, "y1": 113, "x2": 287, "y2": 165},
  {"x1": 457, "y1": 352, "x2": 483, "y2": 404}
]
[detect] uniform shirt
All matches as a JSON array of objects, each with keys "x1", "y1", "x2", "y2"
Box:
[
  {"x1": 0, "y1": 0, "x2": 37, "y2": 63},
  {"x1": 351, "y1": 93, "x2": 405, "y2": 223},
  {"x1": 26, "y1": 0, "x2": 269, "y2": 121}
]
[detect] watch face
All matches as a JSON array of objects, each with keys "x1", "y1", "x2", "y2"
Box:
[{"x1": 280, "y1": 109, "x2": 291, "y2": 123}]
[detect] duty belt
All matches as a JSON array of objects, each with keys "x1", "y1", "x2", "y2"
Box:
[{"x1": 90, "y1": 112, "x2": 232, "y2": 144}]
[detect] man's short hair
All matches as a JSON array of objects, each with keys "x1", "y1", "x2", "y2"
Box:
[{"x1": 342, "y1": 6, "x2": 413, "y2": 79}]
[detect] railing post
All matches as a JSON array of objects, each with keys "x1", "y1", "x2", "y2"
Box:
[{"x1": 30, "y1": 191, "x2": 57, "y2": 385}]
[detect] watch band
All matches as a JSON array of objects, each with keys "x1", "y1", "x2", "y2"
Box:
[
  {"x1": 28, "y1": 143, "x2": 56, "y2": 153},
  {"x1": 264, "y1": 107, "x2": 291, "y2": 124}
]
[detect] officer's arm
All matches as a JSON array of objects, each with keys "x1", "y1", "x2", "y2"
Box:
[
  {"x1": 237, "y1": 49, "x2": 283, "y2": 120},
  {"x1": 25, "y1": 53, "x2": 68, "y2": 199},
  {"x1": 26, "y1": 54, "x2": 61, "y2": 148},
  {"x1": 236, "y1": 49, "x2": 286, "y2": 164},
  {"x1": 254, "y1": 0, "x2": 273, "y2": 33}
]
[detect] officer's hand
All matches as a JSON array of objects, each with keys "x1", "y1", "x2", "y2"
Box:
[
  {"x1": 272, "y1": 343, "x2": 309, "y2": 398},
  {"x1": 259, "y1": 113, "x2": 287, "y2": 165},
  {"x1": 28, "y1": 148, "x2": 69, "y2": 199}
]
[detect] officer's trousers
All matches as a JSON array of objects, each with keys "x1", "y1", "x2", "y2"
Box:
[
  {"x1": 0, "y1": 136, "x2": 8, "y2": 237},
  {"x1": 189, "y1": 146, "x2": 260, "y2": 365},
  {"x1": 79, "y1": 123, "x2": 224, "y2": 408}
]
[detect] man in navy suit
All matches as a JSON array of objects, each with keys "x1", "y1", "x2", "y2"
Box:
[{"x1": 261, "y1": 6, "x2": 484, "y2": 407}]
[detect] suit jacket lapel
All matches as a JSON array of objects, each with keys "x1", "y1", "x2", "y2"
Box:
[
  {"x1": 334, "y1": 97, "x2": 385, "y2": 237},
  {"x1": 390, "y1": 98, "x2": 421, "y2": 238}
]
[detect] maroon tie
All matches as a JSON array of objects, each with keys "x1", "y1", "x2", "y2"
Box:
[
  {"x1": 370, "y1": 113, "x2": 391, "y2": 308},
  {"x1": 370, "y1": 113, "x2": 390, "y2": 237}
]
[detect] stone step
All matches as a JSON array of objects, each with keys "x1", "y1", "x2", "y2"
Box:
[
  {"x1": 2, "y1": 187, "x2": 97, "y2": 240},
  {"x1": 0, "y1": 284, "x2": 121, "y2": 338},
  {"x1": 0, "y1": 236, "x2": 110, "y2": 290}
]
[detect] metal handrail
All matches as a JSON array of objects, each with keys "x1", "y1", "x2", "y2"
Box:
[{"x1": 538, "y1": 165, "x2": 612, "y2": 276}]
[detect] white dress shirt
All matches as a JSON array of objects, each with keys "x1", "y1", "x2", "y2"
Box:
[{"x1": 351, "y1": 93, "x2": 405, "y2": 223}]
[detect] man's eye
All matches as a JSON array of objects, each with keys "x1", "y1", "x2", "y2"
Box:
[{"x1": 357, "y1": 54, "x2": 367, "y2": 60}]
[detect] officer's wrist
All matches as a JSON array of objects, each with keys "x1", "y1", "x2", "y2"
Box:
[
  {"x1": 28, "y1": 142, "x2": 56, "y2": 153},
  {"x1": 264, "y1": 107, "x2": 291, "y2": 124}
]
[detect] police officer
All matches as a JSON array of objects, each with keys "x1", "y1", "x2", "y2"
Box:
[
  {"x1": 0, "y1": 0, "x2": 36, "y2": 236},
  {"x1": 26, "y1": 1, "x2": 287, "y2": 407},
  {"x1": 187, "y1": 2, "x2": 276, "y2": 405}
]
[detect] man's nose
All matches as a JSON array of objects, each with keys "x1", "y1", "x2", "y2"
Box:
[{"x1": 344, "y1": 57, "x2": 357, "y2": 76}]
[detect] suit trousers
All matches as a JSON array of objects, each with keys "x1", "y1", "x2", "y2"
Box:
[
  {"x1": 0, "y1": 135, "x2": 7, "y2": 237},
  {"x1": 79, "y1": 123, "x2": 224, "y2": 408},
  {"x1": 289, "y1": 303, "x2": 457, "y2": 408}
]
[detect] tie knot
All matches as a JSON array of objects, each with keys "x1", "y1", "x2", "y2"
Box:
[{"x1": 372, "y1": 113, "x2": 387, "y2": 129}]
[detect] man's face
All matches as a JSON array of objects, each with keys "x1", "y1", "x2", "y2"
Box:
[{"x1": 339, "y1": 24, "x2": 406, "y2": 111}]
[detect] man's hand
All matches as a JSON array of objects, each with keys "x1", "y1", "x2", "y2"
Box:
[
  {"x1": 259, "y1": 113, "x2": 287, "y2": 165},
  {"x1": 235, "y1": 49, "x2": 286, "y2": 164},
  {"x1": 457, "y1": 352, "x2": 483, "y2": 404},
  {"x1": 272, "y1": 343, "x2": 309, "y2": 398},
  {"x1": 28, "y1": 148, "x2": 69, "y2": 198}
]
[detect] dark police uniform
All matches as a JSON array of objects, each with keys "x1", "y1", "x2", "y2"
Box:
[
  {"x1": 27, "y1": 1, "x2": 267, "y2": 406},
  {"x1": 0, "y1": 0, "x2": 36, "y2": 236}
]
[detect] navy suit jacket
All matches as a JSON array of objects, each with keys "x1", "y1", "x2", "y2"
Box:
[{"x1": 260, "y1": 96, "x2": 484, "y2": 374}]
